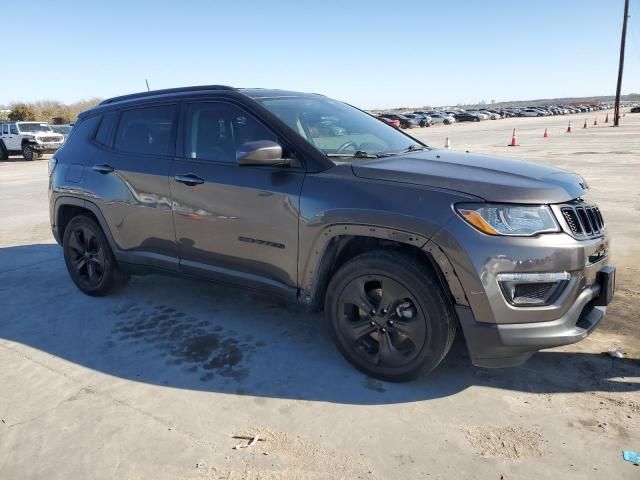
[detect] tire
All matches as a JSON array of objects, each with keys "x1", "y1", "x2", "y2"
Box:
[
  {"x1": 0, "y1": 142, "x2": 8, "y2": 160},
  {"x1": 444, "y1": 120, "x2": 451, "y2": 125},
  {"x1": 324, "y1": 250, "x2": 457, "y2": 382},
  {"x1": 63, "y1": 215, "x2": 129, "y2": 296},
  {"x1": 474, "y1": 117, "x2": 480, "y2": 122},
  {"x1": 22, "y1": 144, "x2": 34, "y2": 161}
]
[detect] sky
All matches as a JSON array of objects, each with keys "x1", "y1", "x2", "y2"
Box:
[{"x1": 1, "y1": 0, "x2": 639, "y2": 109}]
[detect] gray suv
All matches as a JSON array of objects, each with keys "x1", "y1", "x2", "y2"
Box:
[{"x1": 48, "y1": 85, "x2": 615, "y2": 381}]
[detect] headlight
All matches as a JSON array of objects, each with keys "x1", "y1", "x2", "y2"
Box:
[{"x1": 456, "y1": 203, "x2": 559, "y2": 236}]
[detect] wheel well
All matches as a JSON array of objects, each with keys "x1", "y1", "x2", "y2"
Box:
[
  {"x1": 57, "y1": 205, "x2": 99, "y2": 241},
  {"x1": 310, "y1": 235, "x2": 453, "y2": 312}
]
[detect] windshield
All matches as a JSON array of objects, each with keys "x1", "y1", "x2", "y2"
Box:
[
  {"x1": 258, "y1": 96, "x2": 424, "y2": 161},
  {"x1": 50, "y1": 125, "x2": 71, "y2": 134},
  {"x1": 18, "y1": 123, "x2": 52, "y2": 133}
]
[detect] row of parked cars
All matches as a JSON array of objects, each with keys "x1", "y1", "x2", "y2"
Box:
[{"x1": 377, "y1": 104, "x2": 614, "y2": 129}]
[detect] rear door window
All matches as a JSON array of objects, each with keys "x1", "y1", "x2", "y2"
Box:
[{"x1": 114, "y1": 105, "x2": 176, "y2": 156}]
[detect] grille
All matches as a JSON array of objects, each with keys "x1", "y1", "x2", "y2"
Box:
[
  {"x1": 560, "y1": 203, "x2": 605, "y2": 238},
  {"x1": 513, "y1": 283, "x2": 556, "y2": 303},
  {"x1": 38, "y1": 136, "x2": 61, "y2": 143}
]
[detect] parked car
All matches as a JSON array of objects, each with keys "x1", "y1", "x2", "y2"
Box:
[
  {"x1": 403, "y1": 113, "x2": 431, "y2": 127},
  {"x1": 49, "y1": 85, "x2": 615, "y2": 382},
  {"x1": 0, "y1": 121, "x2": 65, "y2": 160},
  {"x1": 480, "y1": 110, "x2": 501, "y2": 120},
  {"x1": 630, "y1": 106, "x2": 640, "y2": 113},
  {"x1": 466, "y1": 110, "x2": 489, "y2": 120},
  {"x1": 379, "y1": 113, "x2": 418, "y2": 129},
  {"x1": 521, "y1": 108, "x2": 544, "y2": 117},
  {"x1": 377, "y1": 115, "x2": 401, "y2": 129},
  {"x1": 452, "y1": 111, "x2": 481, "y2": 122},
  {"x1": 50, "y1": 124, "x2": 73, "y2": 142},
  {"x1": 425, "y1": 112, "x2": 456, "y2": 125}
]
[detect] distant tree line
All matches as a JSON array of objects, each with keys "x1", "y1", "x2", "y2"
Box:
[{"x1": 0, "y1": 99, "x2": 103, "y2": 124}]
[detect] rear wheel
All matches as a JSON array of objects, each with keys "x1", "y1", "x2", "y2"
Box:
[
  {"x1": 63, "y1": 215, "x2": 128, "y2": 296},
  {"x1": 325, "y1": 250, "x2": 456, "y2": 382}
]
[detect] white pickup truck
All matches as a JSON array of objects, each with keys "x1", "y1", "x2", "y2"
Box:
[{"x1": 0, "y1": 121, "x2": 65, "y2": 160}]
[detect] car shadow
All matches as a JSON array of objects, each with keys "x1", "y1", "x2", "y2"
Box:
[{"x1": 1, "y1": 243, "x2": 638, "y2": 405}]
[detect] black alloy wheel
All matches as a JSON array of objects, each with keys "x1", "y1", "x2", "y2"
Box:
[
  {"x1": 63, "y1": 215, "x2": 128, "y2": 296},
  {"x1": 67, "y1": 225, "x2": 106, "y2": 287},
  {"x1": 325, "y1": 250, "x2": 456, "y2": 382},
  {"x1": 337, "y1": 275, "x2": 427, "y2": 368}
]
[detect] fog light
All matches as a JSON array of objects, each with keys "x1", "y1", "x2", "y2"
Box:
[{"x1": 497, "y1": 272, "x2": 570, "y2": 306}]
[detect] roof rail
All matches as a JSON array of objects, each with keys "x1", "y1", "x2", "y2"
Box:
[{"x1": 100, "y1": 85, "x2": 236, "y2": 105}]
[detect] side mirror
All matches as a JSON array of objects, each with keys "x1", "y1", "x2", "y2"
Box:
[{"x1": 236, "y1": 140, "x2": 288, "y2": 166}]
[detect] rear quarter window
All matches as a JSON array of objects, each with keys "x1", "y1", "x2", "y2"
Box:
[
  {"x1": 95, "y1": 112, "x2": 118, "y2": 147},
  {"x1": 114, "y1": 105, "x2": 176, "y2": 156},
  {"x1": 55, "y1": 115, "x2": 101, "y2": 163}
]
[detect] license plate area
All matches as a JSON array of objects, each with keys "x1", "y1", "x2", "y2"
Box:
[{"x1": 593, "y1": 266, "x2": 615, "y2": 306}]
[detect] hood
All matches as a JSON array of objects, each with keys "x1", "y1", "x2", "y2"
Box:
[
  {"x1": 351, "y1": 150, "x2": 587, "y2": 203},
  {"x1": 20, "y1": 129, "x2": 56, "y2": 136}
]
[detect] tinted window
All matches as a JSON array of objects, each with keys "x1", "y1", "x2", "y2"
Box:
[
  {"x1": 58, "y1": 116, "x2": 101, "y2": 161},
  {"x1": 95, "y1": 112, "x2": 118, "y2": 147},
  {"x1": 114, "y1": 105, "x2": 175, "y2": 156},
  {"x1": 184, "y1": 102, "x2": 277, "y2": 163},
  {"x1": 9, "y1": 124, "x2": 17, "y2": 134}
]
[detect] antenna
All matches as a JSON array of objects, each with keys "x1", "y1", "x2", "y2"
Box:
[{"x1": 145, "y1": 79, "x2": 151, "y2": 92}]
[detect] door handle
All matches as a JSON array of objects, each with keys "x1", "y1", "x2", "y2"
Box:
[
  {"x1": 92, "y1": 164, "x2": 114, "y2": 174},
  {"x1": 174, "y1": 173, "x2": 204, "y2": 186}
]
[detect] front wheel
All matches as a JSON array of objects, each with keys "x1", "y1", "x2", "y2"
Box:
[
  {"x1": 22, "y1": 144, "x2": 35, "y2": 160},
  {"x1": 63, "y1": 215, "x2": 129, "y2": 296},
  {"x1": 324, "y1": 250, "x2": 456, "y2": 382}
]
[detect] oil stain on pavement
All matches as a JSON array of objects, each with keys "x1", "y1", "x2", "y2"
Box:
[{"x1": 108, "y1": 302, "x2": 260, "y2": 382}]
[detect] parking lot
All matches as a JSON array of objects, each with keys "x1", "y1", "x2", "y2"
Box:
[{"x1": 1, "y1": 111, "x2": 638, "y2": 479}]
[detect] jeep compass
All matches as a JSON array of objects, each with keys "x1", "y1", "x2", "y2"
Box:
[{"x1": 48, "y1": 85, "x2": 615, "y2": 381}]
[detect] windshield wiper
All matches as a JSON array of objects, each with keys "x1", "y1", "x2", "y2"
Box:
[
  {"x1": 326, "y1": 150, "x2": 378, "y2": 159},
  {"x1": 400, "y1": 144, "x2": 428, "y2": 153},
  {"x1": 375, "y1": 144, "x2": 429, "y2": 157}
]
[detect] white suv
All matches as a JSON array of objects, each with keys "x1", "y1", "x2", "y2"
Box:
[{"x1": 0, "y1": 121, "x2": 65, "y2": 160}]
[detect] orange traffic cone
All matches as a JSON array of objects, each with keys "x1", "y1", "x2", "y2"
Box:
[
  {"x1": 605, "y1": 113, "x2": 609, "y2": 123},
  {"x1": 567, "y1": 121, "x2": 572, "y2": 133},
  {"x1": 508, "y1": 128, "x2": 518, "y2": 146},
  {"x1": 593, "y1": 118, "x2": 598, "y2": 126},
  {"x1": 543, "y1": 128, "x2": 548, "y2": 138},
  {"x1": 444, "y1": 137, "x2": 450, "y2": 149},
  {"x1": 583, "y1": 119, "x2": 588, "y2": 129}
]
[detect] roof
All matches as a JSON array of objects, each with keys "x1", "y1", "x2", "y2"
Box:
[
  {"x1": 238, "y1": 88, "x2": 323, "y2": 99},
  {"x1": 98, "y1": 85, "x2": 321, "y2": 107},
  {"x1": 99, "y1": 85, "x2": 236, "y2": 105}
]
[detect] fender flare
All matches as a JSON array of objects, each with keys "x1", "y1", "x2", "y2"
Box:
[
  {"x1": 300, "y1": 224, "x2": 429, "y2": 307},
  {"x1": 300, "y1": 223, "x2": 469, "y2": 310},
  {"x1": 54, "y1": 196, "x2": 119, "y2": 251}
]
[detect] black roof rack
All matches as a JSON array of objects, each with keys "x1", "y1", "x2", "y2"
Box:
[{"x1": 100, "y1": 85, "x2": 236, "y2": 105}]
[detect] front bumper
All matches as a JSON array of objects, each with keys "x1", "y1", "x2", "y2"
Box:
[
  {"x1": 429, "y1": 215, "x2": 615, "y2": 367},
  {"x1": 32, "y1": 142, "x2": 62, "y2": 152},
  {"x1": 457, "y1": 267, "x2": 613, "y2": 367}
]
